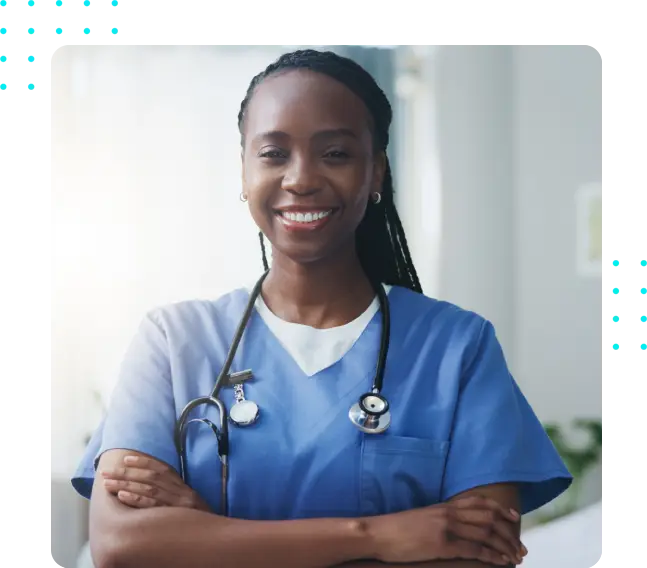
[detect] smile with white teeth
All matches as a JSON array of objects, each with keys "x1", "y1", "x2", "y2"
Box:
[{"x1": 279, "y1": 210, "x2": 332, "y2": 223}]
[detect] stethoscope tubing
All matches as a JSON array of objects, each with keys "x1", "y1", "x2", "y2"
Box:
[{"x1": 174, "y1": 271, "x2": 391, "y2": 517}]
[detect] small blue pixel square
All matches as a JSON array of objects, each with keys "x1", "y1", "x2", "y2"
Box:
[
  {"x1": 609, "y1": 312, "x2": 625, "y2": 328},
  {"x1": 24, "y1": 47, "x2": 40, "y2": 65},
  {"x1": 608, "y1": 280, "x2": 624, "y2": 296},
  {"x1": 609, "y1": 256, "x2": 625, "y2": 272},
  {"x1": 609, "y1": 335, "x2": 625, "y2": 353},
  {"x1": 23, "y1": 24, "x2": 40, "y2": 41},
  {"x1": 79, "y1": 24, "x2": 97, "y2": 40},
  {"x1": 24, "y1": 79, "x2": 40, "y2": 97},
  {"x1": 47, "y1": 24, "x2": 65, "y2": 40},
  {"x1": 103, "y1": 24, "x2": 120, "y2": 41}
]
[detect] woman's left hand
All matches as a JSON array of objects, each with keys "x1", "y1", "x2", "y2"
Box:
[{"x1": 101, "y1": 454, "x2": 211, "y2": 512}]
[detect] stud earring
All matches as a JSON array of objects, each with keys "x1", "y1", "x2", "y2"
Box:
[
  {"x1": 240, "y1": 193, "x2": 248, "y2": 203},
  {"x1": 372, "y1": 192, "x2": 382, "y2": 204}
]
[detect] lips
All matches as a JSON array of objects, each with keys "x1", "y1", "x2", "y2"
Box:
[
  {"x1": 274, "y1": 207, "x2": 337, "y2": 232},
  {"x1": 279, "y1": 210, "x2": 332, "y2": 223}
]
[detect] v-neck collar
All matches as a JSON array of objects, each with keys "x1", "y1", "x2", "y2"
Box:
[
  {"x1": 252, "y1": 285, "x2": 392, "y2": 377},
  {"x1": 227, "y1": 286, "x2": 405, "y2": 442}
]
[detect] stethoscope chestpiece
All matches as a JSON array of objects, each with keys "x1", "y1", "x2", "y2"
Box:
[{"x1": 348, "y1": 392, "x2": 391, "y2": 434}]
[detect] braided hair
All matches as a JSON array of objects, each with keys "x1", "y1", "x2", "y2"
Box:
[{"x1": 238, "y1": 49, "x2": 423, "y2": 294}]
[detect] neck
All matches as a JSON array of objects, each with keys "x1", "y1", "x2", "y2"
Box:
[{"x1": 261, "y1": 245, "x2": 377, "y2": 329}]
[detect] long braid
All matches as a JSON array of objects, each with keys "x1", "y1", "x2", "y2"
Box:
[
  {"x1": 239, "y1": 49, "x2": 423, "y2": 294},
  {"x1": 259, "y1": 231, "x2": 269, "y2": 271}
]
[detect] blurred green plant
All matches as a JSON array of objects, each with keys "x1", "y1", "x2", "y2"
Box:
[{"x1": 540, "y1": 418, "x2": 602, "y2": 521}]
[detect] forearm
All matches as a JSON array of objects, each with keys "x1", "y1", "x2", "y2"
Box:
[
  {"x1": 92, "y1": 503, "x2": 375, "y2": 568},
  {"x1": 336, "y1": 562, "x2": 512, "y2": 567}
]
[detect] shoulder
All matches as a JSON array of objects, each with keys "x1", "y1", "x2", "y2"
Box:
[
  {"x1": 389, "y1": 286, "x2": 498, "y2": 378},
  {"x1": 390, "y1": 285, "x2": 489, "y2": 341},
  {"x1": 143, "y1": 288, "x2": 250, "y2": 336}
]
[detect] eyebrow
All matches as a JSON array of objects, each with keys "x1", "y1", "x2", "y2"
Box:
[{"x1": 252, "y1": 128, "x2": 359, "y2": 144}]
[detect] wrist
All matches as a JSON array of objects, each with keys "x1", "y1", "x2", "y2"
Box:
[{"x1": 358, "y1": 515, "x2": 386, "y2": 562}]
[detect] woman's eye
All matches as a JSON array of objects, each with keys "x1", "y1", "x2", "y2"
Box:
[
  {"x1": 258, "y1": 149, "x2": 286, "y2": 159},
  {"x1": 324, "y1": 150, "x2": 350, "y2": 159}
]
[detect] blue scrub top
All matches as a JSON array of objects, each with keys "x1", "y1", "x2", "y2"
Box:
[{"x1": 72, "y1": 286, "x2": 572, "y2": 519}]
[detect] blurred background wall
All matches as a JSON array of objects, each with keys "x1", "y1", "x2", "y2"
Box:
[{"x1": 52, "y1": 45, "x2": 601, "y2": 567}]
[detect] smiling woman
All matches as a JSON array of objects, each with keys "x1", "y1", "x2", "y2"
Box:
[
  {"x1": 71, "y1": 49, "x2": 571, "y2": 568},
  {"x1": 238, "y1": 51, "x2": 421, "y2": 297}
]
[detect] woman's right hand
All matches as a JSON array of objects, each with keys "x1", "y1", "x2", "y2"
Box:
[{"x1": 366, "y1": 495, "x2": 527, "y2": 566}]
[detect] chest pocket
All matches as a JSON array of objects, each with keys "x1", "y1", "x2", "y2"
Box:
[{"x1": 360, "y1": 435, "x2": 449, "y2": 516}]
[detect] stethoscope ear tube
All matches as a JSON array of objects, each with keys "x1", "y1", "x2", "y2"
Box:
[
  {"x1": 372, "y1": 282, "x2": 390, "y2": 394},
  {"x1": 174, "y1": 272, "x2": 269, "y2": 516},
  {"x1": 348, "y1": 282, "x2": 392, "y2": 434},
  {"x1": 209, "y1": 271, "x2": 269, "y2": 400}
]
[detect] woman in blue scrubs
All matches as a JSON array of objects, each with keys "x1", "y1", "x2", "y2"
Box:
[{"x1": 72, "y1": 50, "x2": 571, "y2": 568}]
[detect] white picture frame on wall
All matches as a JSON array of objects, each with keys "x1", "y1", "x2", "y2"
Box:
[{"x1": 575, "y1": 182, "x2": 602, "y2": 277}]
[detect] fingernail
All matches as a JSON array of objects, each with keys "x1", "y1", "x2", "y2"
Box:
[
  {"x1": 103, "y1": 479, "x2": 117, "y2": 486},
  {"x1": 509, "y1": 508, "x2": 520, "y2": 519},
  {"x1": 124, "y1": 456, "x2": 138, "y2": 464}
]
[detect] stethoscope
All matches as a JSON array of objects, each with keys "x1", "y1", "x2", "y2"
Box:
[{"x1": 173, "y1": 270, "x2": 392, "y2": 516}]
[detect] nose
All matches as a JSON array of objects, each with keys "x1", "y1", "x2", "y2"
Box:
[{"x1": 281, "y1": 155, "x2": 321, "y2": 196}]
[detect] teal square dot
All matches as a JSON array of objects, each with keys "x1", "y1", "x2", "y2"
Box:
[
  {"x1": 112, "y1": 0, "x2": 118, "y2": 4},
  {"x1": 1, "y1": 29, "x2": 6, "y2": 35},
  {"x1": 0, "y1": 1, "x2": 6, "y2": 6},
  {"x1": 84, "y1": 28, "x2": 90, "y2": 34},
  {"x1": 56, "y1": 28, "x2": 62, "y2": 34},
  {"x1": 613, "y1": 344, "x2": 619, "y2": 350},
  {"x1": 613, "y1": 288, "x2": 619, "y2": 294},
  {"x1": 613, "y1": 260, "x2": 619, "y2": 266},
  {"x1": 642, "y1": 344, "x2": 647, "y2": 351},
  {"x1": 642, "y1": 316, "x2": 647, "y2": 322},
  {"x1": 28, "y1": 83, "x2": 34, "y2": 90},
  {"x1": 84, "y1": 0, "x2": 90, "y2": 5},
  {"x1": 29, "y1": 0, "x2": 35, "y2": 6},
  {"x1": 28, "y1": 28, "x2": 34, "y2": 34},
  {"x1": 642, "y1": 260, "x2": 647, "y2": 266},
  {"x1": 0, "y1": 56, "x2": 6, "y2": 62},
  {"x1": 613, "y1": 316, "x2": 619, "y2": 322},
  {"x1": 28, "y1": 55, "x2": 34, "y2": 62},
  {"x1": 642, "y1": 288, "x2": 647, "y2": 295},
  {"x1": 112, "y1": 28, "x2": 118, "y2": 34},
  {"x1": 0, "y1": 84, "x2": 6, "y2": 90},
  {"x1": 56, "y1": 0, "x2": 62, "y2": 5}
]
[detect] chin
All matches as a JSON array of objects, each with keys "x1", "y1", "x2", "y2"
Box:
[
  {"x1": 272, "y1": 239, "x2": 338, "y2": 266},
  {"x1": 279, "y1": 248, "x2": 330, "y2": 266}
]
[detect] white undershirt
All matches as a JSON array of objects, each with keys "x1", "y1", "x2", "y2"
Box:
[{"x1": 247, "y1": 284, "x2": 392, "y2": 377}]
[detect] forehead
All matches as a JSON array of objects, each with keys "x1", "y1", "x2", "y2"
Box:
[{"x1": 243, "y1": 69, "x2": 373, "y2": 142}]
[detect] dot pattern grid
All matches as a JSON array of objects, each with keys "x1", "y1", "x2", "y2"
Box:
[
  {"x1": 0, "y1": 0, "x2": 121, "y2": 96},
  {"x1": 608, "y1": 256, "x2": 647, "y2": 353}
]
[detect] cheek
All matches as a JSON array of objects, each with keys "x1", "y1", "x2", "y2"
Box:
[
  {"x1": 243, "y1": 162, "x2": 271, "y2": 201},
  {"x1": 343, "y1": 165, "x2": 374, "y2": 211},
  {"x1": 242, "y1": 169, "x2": 277, "y2": 230}
]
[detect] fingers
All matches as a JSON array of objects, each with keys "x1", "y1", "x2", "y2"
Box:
[
  {"x1": 101, "y1": 465, "x2": 179, "y2": 491},
  {"x1": 116, "y1": 490, "x2": 160, "y2": 509},
  {"x1": 103, "y1": 478, "x2": 178, "y2": 506},
  {"x1": 447, "y1": 540, "x2": 512, "y2": 566},
  {"x1": 122, "y1": 455, "x2": 185, "y2": 488},
  {"x1": 453, "y1": 508, "x2": 524, "y2": 562},
  {"x1": 123, "y1": 455, "x2": 171, "y2": 474},
  {"x1": 453, "y1": 495, "x2": 520, "y2": 523},
  {"x1": 101, "y1": 456, "x2": 209, "y2": 512},
  {"x1": 449, "y1": 521, "x2": 522, "y2": 565}
]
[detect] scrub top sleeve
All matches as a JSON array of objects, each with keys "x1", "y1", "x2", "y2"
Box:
[
  {"x1": 440, "y1": 320, "x2": 572, "y2": 514},
  {"x1": 71, "y1": 310, "x2": 179, "y2": 500}
]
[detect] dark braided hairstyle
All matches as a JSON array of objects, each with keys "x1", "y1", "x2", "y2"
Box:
[{"x1": 238, "y1": 49, "x2": 423, "y2": 294}]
